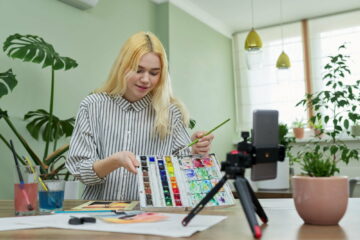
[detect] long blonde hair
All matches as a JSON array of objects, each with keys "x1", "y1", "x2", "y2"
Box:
[{"x1": 96, "y1": 31, "x2": 189, "y2": 139}]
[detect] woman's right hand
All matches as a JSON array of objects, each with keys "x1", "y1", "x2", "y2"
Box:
[
  {"x1": 93, "y1": 151, "x2": 140, "y2": 178},
  {"x1": 113, "y1": 151, "x2": 140, "y2": 174}
]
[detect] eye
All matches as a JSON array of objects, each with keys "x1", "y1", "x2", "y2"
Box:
[
  {"x1": 137, "y1": 69, "x2": 144, "y2": 74},
  {"x1": 150, "y1": 71, "x2": 159, "y2": 76}
]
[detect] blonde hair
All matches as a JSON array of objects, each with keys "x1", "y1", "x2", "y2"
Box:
[{"x1": 96, "y1": 31, "x2": 189, "y2": 139}]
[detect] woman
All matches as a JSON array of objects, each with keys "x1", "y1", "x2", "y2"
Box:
[{"x1": 66, "y1": 32, "x2": 214, "y2": 200}]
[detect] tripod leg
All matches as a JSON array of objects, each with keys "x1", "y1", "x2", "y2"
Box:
[
  {"x1": 182, "y1": 175, "x2": 228, "y2": 226},
  {"x1": 246, "y1": 180, "x2": 268, "y2": 223},
  {"x1": 234, "y1": 177, "x2": 262, "y2": 239}
]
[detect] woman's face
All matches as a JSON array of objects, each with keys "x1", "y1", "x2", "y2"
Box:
[{"x1": 123, "y1": 52, "x2": 161, "y2": 102}]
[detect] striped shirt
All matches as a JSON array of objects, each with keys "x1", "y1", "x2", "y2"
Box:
[{"x1": 66, "y1": 93, "x2": 191, "y2": 200}]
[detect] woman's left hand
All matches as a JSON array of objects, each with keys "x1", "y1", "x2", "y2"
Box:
[{"x1": 191, "y1": 131, "x2": 214, "y2": 155}]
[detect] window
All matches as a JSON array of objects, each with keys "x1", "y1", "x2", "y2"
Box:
[
  {"x1": 233, "y1": 22, "x2": 306, "y2": 132},
  {"x1": 232, "y1": 10, "x2": 360, "y2": 133}
]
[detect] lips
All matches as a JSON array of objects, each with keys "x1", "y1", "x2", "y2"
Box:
[{"x1": 136, "y1": 85, "x2": 149, "y2": 91}]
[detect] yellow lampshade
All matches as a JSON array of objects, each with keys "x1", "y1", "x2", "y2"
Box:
[
  {"x1": 244, "y1": 28, "x2": 263, "y2": 51},
  {"x1": 276, "y1": 51, "x2": 291, "y2": 69}
]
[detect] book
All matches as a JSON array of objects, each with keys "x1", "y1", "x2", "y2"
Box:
[{"x1": 72, "y1": 200, "x2": 139, "y2": 211}]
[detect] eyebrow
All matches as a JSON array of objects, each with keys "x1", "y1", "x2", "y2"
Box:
[{"x1": 138, "y1": 65, "x2": 161, "y2": 71}]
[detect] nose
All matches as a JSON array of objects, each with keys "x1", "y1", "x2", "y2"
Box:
[{"x1": 140, "y1": 72, "x2": 150, "y2": 83}]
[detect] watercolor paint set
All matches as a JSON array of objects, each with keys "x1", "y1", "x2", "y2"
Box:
[{"x1": 137, "y1": 154, "x2": 235, "y2": 210}]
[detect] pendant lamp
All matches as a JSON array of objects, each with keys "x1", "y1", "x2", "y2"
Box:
[
  {"x1": 244, "y1": 28, "x2": 263, "y2": 51},
  {"x1": 276, "y1": 0, "x2": 291, "y2": 69},
  {"x1": 244, "y1": 0, "x2": 263, "y2": 69}
]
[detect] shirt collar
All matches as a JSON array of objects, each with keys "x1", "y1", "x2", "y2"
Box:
[{"x1": 114, "y1": 94, "x2": 151, "y2": 112}]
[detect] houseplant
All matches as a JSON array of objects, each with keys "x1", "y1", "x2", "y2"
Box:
[
  {"x1": 1, "y1": 33, "x2": 81, "y2": 204},
  {"x1": 292, "y1": 118, "x2": 305, "y2": 139},
  {"x1": 1, "y1": 33, "x2": 78, "y2": 179},
  {"x1": 293, "y1": 44, "x2": 360, "y2": 225},
  {"x1": 308, "y1": 118, "x2": 324, "y2": 138}
]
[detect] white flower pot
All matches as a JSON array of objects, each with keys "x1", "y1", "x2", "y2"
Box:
[
  {"x1": 64, "y1": 180, "x2": 84, "y2": 199},
  {"x1": 351, "y1": 125, "x2": 360, "y2": 136}
]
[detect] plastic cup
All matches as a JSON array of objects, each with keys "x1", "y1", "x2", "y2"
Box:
[
  {"x1": 38, "y1": 180, "x2": 65, "y2": 213},
  {"x1": 13, "y1": 165, "x2": 39, "y2": 216},
  {"x1": 14, "y1": 183, "x2": 38, "y2": 216}
]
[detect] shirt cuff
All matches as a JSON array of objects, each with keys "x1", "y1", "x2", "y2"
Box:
[{"x1": 78, "y1": 159, "x2": 106, "y2": 185}]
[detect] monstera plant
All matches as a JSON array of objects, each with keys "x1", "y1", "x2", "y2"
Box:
[{"x1": 0, "y1": 33, "x2": 78, "y2": 179}]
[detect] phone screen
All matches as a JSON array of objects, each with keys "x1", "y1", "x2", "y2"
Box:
[{"x1": 251, "y1": 110, "x2": 279, "y2": 181}]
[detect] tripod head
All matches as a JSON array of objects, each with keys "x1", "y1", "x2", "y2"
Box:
[
  {"x1": 183, "y1": 110, "x2": 285, "y2": 238},
  {"x1": 221, "y1": 131, "x2": 285, "y2": 180}
]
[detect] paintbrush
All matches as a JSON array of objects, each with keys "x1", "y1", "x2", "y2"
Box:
[
  {"x1": 172, "y1": 118, "x2": 231, "y2": 155},
  {"x1": 10, "y1": 140, "x2": 34, "y2": 211}
]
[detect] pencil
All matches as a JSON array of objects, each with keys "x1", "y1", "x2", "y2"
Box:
[
  {"x1": 173, "y1": 118, "x2": 231, "y2": 155},
  {"x1": 10, "y1": 140, "x2": 34, "y2": 211},
  {"x1": 23, "y1": 156, "x2": 48, "y2": 191}
]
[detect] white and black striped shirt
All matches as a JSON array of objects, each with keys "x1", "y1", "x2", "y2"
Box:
[{"x1": 66, "y1": 93, "x2": 191, "y2": 200}]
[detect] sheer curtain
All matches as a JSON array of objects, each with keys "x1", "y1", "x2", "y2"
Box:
[
  {"x1": 309, "y1": 10, "x2": 360, "y2": 92},
  {"x1": 308, "y1": 10, "x2": 360, "y2": 125},
  {"x1": 233, "y1": 22, "x2": 306, "y2": 133}
]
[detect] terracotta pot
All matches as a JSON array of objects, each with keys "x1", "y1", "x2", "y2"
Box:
[
  {"x1": 292, "y1": 176, "x2": 348, "y2": 225},
  {"x1": 293, "y1": 128, "x2": 304, "y2": 139}
]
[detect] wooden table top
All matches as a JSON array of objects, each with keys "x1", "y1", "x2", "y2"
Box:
[{"x1": 0, "y1": 198, "x2": 359, "y2": 240}]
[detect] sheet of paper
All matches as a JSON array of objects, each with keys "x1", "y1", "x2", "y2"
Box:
[
  {"x1": 0, "y1": 213, "x2": 226, "y2": 237},
  {"x1": 0, "y1": 215, "x2": 52, "y2": 231}
]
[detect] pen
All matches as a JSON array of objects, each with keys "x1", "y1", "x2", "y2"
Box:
[{"x1": 173, "y1": 118, "x2": 230, "y2": 155}]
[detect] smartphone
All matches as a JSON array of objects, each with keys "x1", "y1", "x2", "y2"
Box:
[{"x1": 251, "y1": 110, "x2": 279, "y2": 181}]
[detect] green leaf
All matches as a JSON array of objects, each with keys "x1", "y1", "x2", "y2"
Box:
[
  {"x1": 3, "y1": 34, "x2": 78, "y2": 71},
  {"x1": 189, "y1": 119, "x2": 196, "y2": 129},
  {"x1": 344, "y1": 119, "x2": 349, "y2": 129},
  {"x1": 0, "y1": 69, "x2": 18, "y2": 99},
  {"x1": 324, "y1": 116, "x2": 329, "y2": 124},
  {"x1": 24, "y1": 109, "x2": 75, "y2": 142},
  {"x1": 324, "y1": 64, "x2": 332, "y2": 69}
]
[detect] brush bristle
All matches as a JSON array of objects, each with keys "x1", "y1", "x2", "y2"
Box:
[{"x1": 27, "y1": 204, "x2": 34, "y2": 211}]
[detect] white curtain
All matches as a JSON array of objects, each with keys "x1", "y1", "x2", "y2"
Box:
[{"x1": 233, "y1": 22, "x2": 306, "y2": 133}]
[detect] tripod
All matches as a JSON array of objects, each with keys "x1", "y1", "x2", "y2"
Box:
[{"x1": 182, "y1": 132, "x2": 284, "y2": 239}]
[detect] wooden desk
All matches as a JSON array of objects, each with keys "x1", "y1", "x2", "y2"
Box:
[
  {"x1": 0, "y1": 199, "x2": 359, "y2": 240},
  {"x1": 233, "y1": 189, "x2": 293, "y2": 199}
]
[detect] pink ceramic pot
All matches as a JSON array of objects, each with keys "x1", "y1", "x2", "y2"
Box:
[
  {"x1": 292, "y1": 176, "x2": 348, "y2": 225},
  {"x1": 293, "y1": 128, "x2": 304, "y2": 139}
]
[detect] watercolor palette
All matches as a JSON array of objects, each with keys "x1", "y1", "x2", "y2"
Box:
[{"x1": 137, "y1": 154, "x2": 235, "y2": 210}]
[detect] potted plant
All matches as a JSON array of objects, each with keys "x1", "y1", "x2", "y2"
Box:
[
  {"x1": 292, "y1": 118, "x2": 306, "y2": 139},
  {"x1": 293, "y1": 44, "x2": 360, "y2": 225},
  {"x1": 1, "y1": 34, "x2": 80, "y2": 200},
  {"x1": 309, "y1": 119, "x2": 324, "y2": 138}
]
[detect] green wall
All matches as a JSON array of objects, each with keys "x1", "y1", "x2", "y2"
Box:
[
  {"x1": 0, "y1": 0, "x2": 235, "y2": 199},
  {"x1": 168, "y1": 4, "x2": 236, "y2": 161}
]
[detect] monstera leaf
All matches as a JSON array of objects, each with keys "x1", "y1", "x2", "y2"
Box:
[
  {"x1": 0, "y1": 69, "x2": 17, "y2": 99},
  {"x1": 24, "y1": 109, "x2": 75, "y2": 141},
  {"x1": 3, "y1": 34, "x2": 78, "y2": 70}
]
